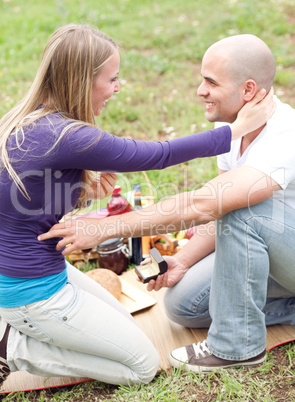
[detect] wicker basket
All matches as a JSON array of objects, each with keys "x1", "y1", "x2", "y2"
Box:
[
  {"x1": 67, "y1": 248, "x2": 99, "y2": 268},
  {"x1": 150, "y1": 234, "x2": 181, "y2": 256}
]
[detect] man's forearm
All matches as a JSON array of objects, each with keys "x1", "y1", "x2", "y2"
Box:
[
  {"x1": 95, "y1": 165, "x2": 279, "y2": 244},
  {"x1": 95, "y1": 190, "x2": 213, "y2": 243},
  {"x1": 41, "y1": 166, "x2": 279, "y2": 256}
]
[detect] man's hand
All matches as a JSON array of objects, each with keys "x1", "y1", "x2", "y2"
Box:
[
  {"x1": 145, "y1": 255, "x2": 189, "y2": 292},
  {"x1": 38, "y1": 218, "x2": 105, "y2": 255}
]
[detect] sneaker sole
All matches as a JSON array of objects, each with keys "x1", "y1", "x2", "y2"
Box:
[{"x1": 168, "y1": 353, "x2": 266, "y2": 373}]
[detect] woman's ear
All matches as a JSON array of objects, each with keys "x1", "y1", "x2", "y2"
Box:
[{"x1": 242, "y1": 80, "x2": 257, "y2": 101}]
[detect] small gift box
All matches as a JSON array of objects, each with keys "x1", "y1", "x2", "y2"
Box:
[{"x1": 135, "y1": 247, "x2": 168, "y2": 283}]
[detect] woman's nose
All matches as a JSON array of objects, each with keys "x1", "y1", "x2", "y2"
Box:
[{"x1": 114, "y1": 81, "x2": 120, "y2": 92}]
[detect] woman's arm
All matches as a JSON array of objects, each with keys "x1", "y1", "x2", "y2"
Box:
[{"x1": 51, "y1": 89, "x2": 274, "y2": 173}]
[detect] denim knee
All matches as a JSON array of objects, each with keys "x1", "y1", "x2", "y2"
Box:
[
  {"x1": 136, "y1": 348, "x2": 160, "y2": 384},
  {"x1": 222, "y1": 198, "x2": 283, "y2": 230},
  {"x1": 164, "y1": 286, "x2": 185, "y2": 324},
  {"x1": 164, "y1": 285, "x2": 211, "y2": 329},
  {"x1": 163, "y1": 254, "x2": 214, "y2": 328}
]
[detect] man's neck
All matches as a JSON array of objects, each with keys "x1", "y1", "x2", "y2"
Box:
[{"x1": 240, "y1": 124, "x2": 266, "y2": 156}]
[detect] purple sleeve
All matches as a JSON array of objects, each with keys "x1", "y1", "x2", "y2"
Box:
[{"x1": 51, "y1": 125, "x2": 231, "y2": 172}]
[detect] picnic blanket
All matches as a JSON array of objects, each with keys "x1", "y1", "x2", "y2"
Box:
[{"x1": 1, "y1": 268, "x2": 294, "y2": 394}]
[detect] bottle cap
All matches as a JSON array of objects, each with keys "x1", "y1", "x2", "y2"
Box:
[{"x1": 112, "y1": 185, "x2": 121, "y2": 195}]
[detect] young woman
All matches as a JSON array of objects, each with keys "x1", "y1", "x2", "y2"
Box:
[{"x1": 0, "y1": 24, "x2": 274, "y2": 386}]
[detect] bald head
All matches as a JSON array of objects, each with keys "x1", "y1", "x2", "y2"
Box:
[{"x1": 205, "y1": 34, "x2": 276, "y2": 91}]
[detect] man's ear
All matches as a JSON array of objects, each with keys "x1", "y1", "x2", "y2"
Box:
[{"x1": 242, "y1": 80, "x2": 257, "y2": 101}]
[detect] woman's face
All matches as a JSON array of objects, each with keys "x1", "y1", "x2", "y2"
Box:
[{"x1": 92, "y1": 50, "x2": 120, "y2": 116}]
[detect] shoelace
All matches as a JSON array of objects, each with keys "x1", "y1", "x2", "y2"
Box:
[{"x1": 192, "y1": 340, "x2": 212, "y2": 358}]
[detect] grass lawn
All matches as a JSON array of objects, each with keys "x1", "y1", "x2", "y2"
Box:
[{"x1": 0, "y1": 0, "x2": 295, "y2": 400}]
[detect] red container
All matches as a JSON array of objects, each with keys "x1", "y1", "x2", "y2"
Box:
[
  {"x1": 107, "y1": 186, "x2": 133, "y2": 216},
  {"x1": 96, "y1": 238, "x2": 130, "y2": 274}
]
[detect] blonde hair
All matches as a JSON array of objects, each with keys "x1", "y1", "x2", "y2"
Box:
[{"x1": 0, "y1": 24, "x2": 118, "y2": 208}]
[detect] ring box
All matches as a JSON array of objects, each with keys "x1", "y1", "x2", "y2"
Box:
[{"x1": 135, "y1": 247, "x2": 168, "y2": 283}]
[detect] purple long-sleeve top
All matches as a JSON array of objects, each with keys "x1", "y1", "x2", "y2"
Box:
[{"x1": 0, "y1": 113, "x2": 231, "y2": 278}]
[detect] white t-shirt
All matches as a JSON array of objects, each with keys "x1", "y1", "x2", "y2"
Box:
[{"x1": 217, "y1": 96, "x2": 295, "y2": 210}]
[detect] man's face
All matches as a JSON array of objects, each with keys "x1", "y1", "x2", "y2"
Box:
[{"x1": 197, "y1": 50, "x2": 245, "y2": 123}]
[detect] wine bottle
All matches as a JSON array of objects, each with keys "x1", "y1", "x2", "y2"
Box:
[{"x1": 130, "y1": 183, "x2": 143, "y2": 265}]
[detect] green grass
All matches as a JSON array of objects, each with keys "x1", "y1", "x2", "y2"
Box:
[
  {"x1": 1, "y1": 0, "x2": 295, "y2": 400},
  {"x1": 1, "y1": 0, "x2": 295, "y2": 202},
  {"x1": 2, "y1": 344, "x2": 295, "y2": 401}
]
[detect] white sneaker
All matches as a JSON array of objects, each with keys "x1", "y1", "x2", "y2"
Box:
[{"x1": 168, "y1": 339, "x2": 266, "y2": 373}]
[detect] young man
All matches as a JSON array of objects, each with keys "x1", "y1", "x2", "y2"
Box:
[
  {"x1": 39, "y1": 34, "x2": 295, "y2": 372},
  {"x1": 162, "y1": 34, "x2": 295, "y2": 371}
]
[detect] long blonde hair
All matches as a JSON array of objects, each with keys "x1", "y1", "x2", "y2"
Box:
[{"x1": 0, "y1": 24, "x2": 118, "y2": 208}]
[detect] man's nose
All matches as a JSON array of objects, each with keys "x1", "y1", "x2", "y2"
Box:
[{"x1": 197, "y1": 81, "x2": 208, "y2": 97}]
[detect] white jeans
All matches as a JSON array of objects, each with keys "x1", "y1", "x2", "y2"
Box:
[{"x1": 0, "y1": 263, "x2": 160, "y2": 385}]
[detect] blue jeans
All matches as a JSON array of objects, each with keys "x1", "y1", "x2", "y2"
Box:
[
  {"x1": 164, "y1": 198, "x2": 295, "y2": 360},
  {"x1": 0, "y1": 263, "x2": 159, "y2": 385}
]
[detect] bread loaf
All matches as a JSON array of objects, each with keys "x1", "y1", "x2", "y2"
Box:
[{"x1": 85, "y1": 268, "x2": 122, "y2": 300}]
